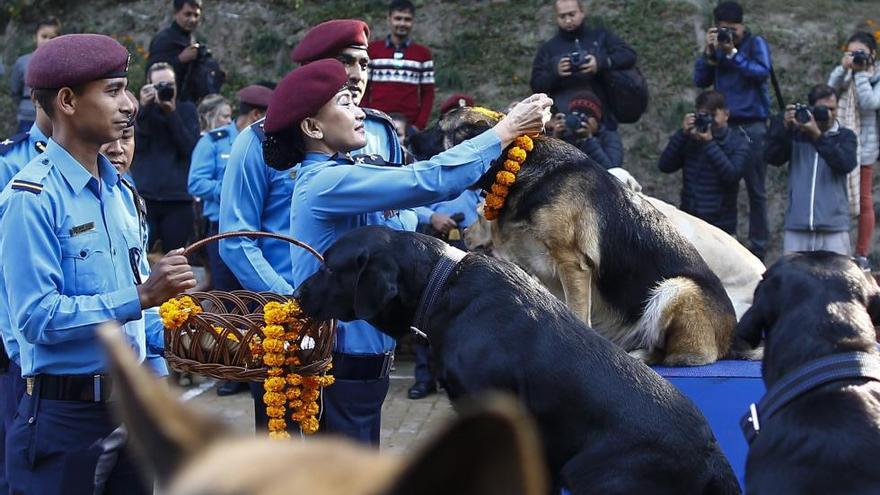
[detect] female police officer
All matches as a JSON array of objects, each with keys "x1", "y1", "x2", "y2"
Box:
[{"x1": 261, "y1": 58, "x2": 551, "y2": 445}]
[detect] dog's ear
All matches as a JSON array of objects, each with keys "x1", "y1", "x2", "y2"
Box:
[
  {"x1": 733, "y1": 302, "x2": 766, "y2": 350},
  {"x1": 352, "y1": 249, "x2": 399, "y2": 320},
  {"x1": 97, "y1": 323, "x2": 228, "y2": 487},
  {"x1": 448, "y1": 122, "x2": 493, "y2": 148},
  {"x1": 385, "y1": 394, "x2": 548, "y2": 495}
]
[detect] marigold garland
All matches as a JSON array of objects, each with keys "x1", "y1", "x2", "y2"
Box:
[
  {"x1": 159, "y1": 296, "x2": 202, "y2": 330},
  {"x1": 483, "y1": 135, "x2": 534, "y2": 220}
]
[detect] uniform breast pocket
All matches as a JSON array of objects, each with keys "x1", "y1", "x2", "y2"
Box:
[{"x1": 59, "y1": 232, "x2": 111, "y2": 295}]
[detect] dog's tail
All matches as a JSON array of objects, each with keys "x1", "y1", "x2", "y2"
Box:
[{"x1": 704, "y1": 449, "x2": 743, "y2": 495}]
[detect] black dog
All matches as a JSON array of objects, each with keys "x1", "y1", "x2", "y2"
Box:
[
  {"x1": 296, "y1": 226, "x2": 740, "y2": 494},
  {"x1": 734, "y1": 251, "x2": 880, "y2": 494}
]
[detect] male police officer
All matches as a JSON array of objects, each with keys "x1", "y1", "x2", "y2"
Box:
[
  {"x1": 0, "y1": 34, "x2": 195, "y2": 494},
  {"x1": 218, "y1": 19, "x2": 409, "y2": 431},
  {"x1": 0, "y1": 93, "x2": 51, "y2": 495}
]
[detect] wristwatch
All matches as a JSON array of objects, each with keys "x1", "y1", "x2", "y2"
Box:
[{"x1": 726, "y1": 48, "x2": 738, "y2": 60}]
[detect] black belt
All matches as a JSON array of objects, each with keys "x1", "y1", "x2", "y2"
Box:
[
  {"x1": 26, "y1": 374, "x2": 114, "y2": 402},
  {"x1": 330, "y1": 352, "x2": 394, "y2": 380},
  {"x1": 0, "y1": 340, "x2": 8, "y2": 373}
]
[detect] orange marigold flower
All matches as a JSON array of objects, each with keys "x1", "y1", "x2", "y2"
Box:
[
  {"x1": 263, "y1": 353, "x2": 285, "y2": 367},
  {"x1": 302, "y1": 376, "x2": 320, "y2": 388},
  {"x1": 262, "y1": 338, "x2": 284, "y2": 353},
  {"x1": 268, "y1": 418, "x2": 287, "y2": 431},
  {"x1": 507, "y1": 147, "x2": 527, "y2": 163},
  {"x1": 304, "y1": 401, "x2": 320, "y2": 415},
  {"x1": 514, "y1": 135, "x2": 534, "y2": 151},
  {"x1": 269, "y1": 430, "x2": 290, "y2": 440},
  {"x1": 291, "y1": 410, "x2": 307, "y2": 422},
  {"x1": 289, "y1": 399, "x2": 303, "y2": 409},
  {"x1": 266, "y1": 368, "x2": 283, "y2": 376},
  {"x1": 287, "y1": 373, "x2": 303, "y2": 386},
  {"x1": 485, "y1": 193, "x2": 504, "y2": 209},
  {"x1": 302, "y1": 389, "x2": 320, "y2": 402},
  {"x1": 159, "y1": 296, "x2": 202, "y2": 330},
  {"x1": 285, "y1": 356, "x2": 301, "y2": 366},
  {"x1": 286, "y1": 388, "x2": 302, "y2": 400},
  {"x1": 503, "y1": 159, "x2": 520, "y2": 173},
  {"x1": 491, "y1": 183, "x2": 509, "y2": 197},
  {"x1": 496, "y1": 170, "x2": 516, "y2": 186},
  {"x1": 317, "y1": 374, "x2": 335, "y2": 387},
  {"x1": 262, "y1": 324, "x2": 284, "y2": 339},
  {"x1": 300, "y1": 416, "x2": 319, "y2": 434},
  {"x1": 264, "y1": 377, "x2": 285, "y2": 392},
  {"x1": 483, "y1": 207, "x2": 499, "y2": 220},
  {"x1": 266, "y1": 406, "x2": 286, "y2": 418},
  {"x1": 263, "y1": 391, "x2": 286, "y2": 407}
]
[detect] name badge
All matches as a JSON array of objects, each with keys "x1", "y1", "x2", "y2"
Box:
[
  {"x1": 70, "y1": 222, "x2": 95, "y2": 237},
  {"x1": 220, "y1": 153, "x2": 230, "y2": 159}
]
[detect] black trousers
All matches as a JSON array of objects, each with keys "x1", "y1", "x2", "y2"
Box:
[{"x1": 144, "y1": 199, "x2": 194, "y2": 252}]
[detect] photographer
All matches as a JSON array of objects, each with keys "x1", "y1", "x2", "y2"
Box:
[
  {"x1": 693, "y1": 1, "x2": 772, "y2": 259},
  {"x1": 530, "y1": 0, "x2": 636, "y2": 134},
  {"x1": 131, "y1": 62, "x2": 200, "y2": 253},
  {"x1": 657, "y1": 90, "x2": 749, "y2": 235},
  {"x1": 765, "y1": 85, "x2": 858, "y2": 255},
  {"x1": 828, "y1": 31, "x2": 880, "y2": 268},
  {"x1": 147, "y1": 0, "x2": 224, "y2": 102},
  {"x1": 550, "y1": 90, "x2": 622, "y2": 170}
]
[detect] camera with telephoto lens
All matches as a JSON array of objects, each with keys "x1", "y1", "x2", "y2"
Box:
[
  {"x1": 794, "y1": 103, "x2": 829, "y2": 125},
  {"x1": 155, "y1": 81, "x2": 175, "y2": 102},
  {"x1": 564, "y1": 109, "x2": 597, "y2": 133},
  {"x1": 852, "y1": 50, "x2": 869, "y2": 68},
  {"x1": 694, "y1": 112, "x2": 713, "y2": 133},
  {"x1": 716, "y1": 27, "x2": 735, "y2": 44},
  {"x1": 811, "y1": 104, "x2": 830, "y2": 123}
]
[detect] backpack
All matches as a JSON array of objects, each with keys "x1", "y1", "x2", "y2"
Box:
[{"x1": 601, "y1": 66, "x2": 649, "y2": 124}]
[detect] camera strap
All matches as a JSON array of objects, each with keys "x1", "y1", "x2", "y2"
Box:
[{"x1": 769, "y1": 65, "x2": 785, "y2": 113}]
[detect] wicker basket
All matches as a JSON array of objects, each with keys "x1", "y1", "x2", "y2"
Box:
[{"x1": 163, "y1": 231, "x2": 336, "y2": 382}]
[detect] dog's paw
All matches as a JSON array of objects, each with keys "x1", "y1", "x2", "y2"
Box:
[{"x1": 628, "y1": 348, "x2": 653, "y2": 363}]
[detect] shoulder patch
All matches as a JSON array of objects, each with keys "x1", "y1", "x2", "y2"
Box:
[
  {"x1": 362, "y1": 107, "x2": 394, "y2": 126},
  {"x1": 250, "y1": 120, "x2": 266, "y2": 143},
  {"x1": 208, "y1": 129, "x2": 229, "y2": 142},
  {"x1": 10, "y1": 179, "x2": 43, "y2": 195},
  {"x1": 0, "y1": 133, "x2": 29, "y2": 156}
]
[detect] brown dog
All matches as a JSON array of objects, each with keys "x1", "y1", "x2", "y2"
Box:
[
  {"x1": 410, "y1": 108, "x2": 736, "y2": 365},
  {"x1": 97, "y1": 324, "x2": 549, "y2": 495}
]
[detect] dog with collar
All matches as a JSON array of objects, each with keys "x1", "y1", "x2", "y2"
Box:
[
  {"x1": 296, "y1": 226, "x2": 741, "y2": 495},
  {"x1": 734, "y1": 251, "x2": 880, "y2": 494},
  {"x1": 410, "y1": 107, "x2": 737, "y2": 365}
]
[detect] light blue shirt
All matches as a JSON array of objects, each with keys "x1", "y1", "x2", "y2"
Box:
[
  {"x1": 290, "y1": 129, "x2": 501, "y2": 354},
  {"x1": 414, "y1": 190, "x2": 483, "y2": 230},
  {"x1": 0, "y1": 140, "x2": 148, "y2": 376},
  {"x1": 0, "y1": 123, "x2": 49, "y2": 364},
  {"x1": 188, "y1": 122, "x2": 241, "y2": 222}
]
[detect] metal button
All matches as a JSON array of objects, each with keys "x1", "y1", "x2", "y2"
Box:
[
  {"x1": 28, "y1": 417, "x2": 34, "y2": 424},
  {"x1": 80, "y1": 250, "x2": 87, "y2": 257}
]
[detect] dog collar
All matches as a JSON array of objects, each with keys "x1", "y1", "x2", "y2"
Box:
[
  {"x1": 741, "y1": 351, "x2": 880, "y2": 444},
  {"x1": 410, "y1": 244, "x2": 467, "y2": 340}
]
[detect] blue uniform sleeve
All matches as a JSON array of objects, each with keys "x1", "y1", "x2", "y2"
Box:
[
  {"x1": 143, "y1": 307, "x2": 168, "y2": 376},
  {"x1": 188, "y1": 135, "x2": 221, "y2": 202},
  {"x1": 308, "y1": 130, "x2": 501, "y2": 219},
  {"x1": 1, "y1": 191, "x2": 143, "y2": 345},
  {"x1": 414, "y1": 206, "x2": 435, "y2": 225},
  {"x1": 0, "y1": 156, "x2": 14, "y2": 190},
  {"x1": 219, "y1": 133, "x2": 294, "y2": 294}
]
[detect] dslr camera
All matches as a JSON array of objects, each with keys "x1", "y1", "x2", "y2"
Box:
[
  {"x1": 154, "y1": 81, "x2": 176, "y2": 102},
  {"x1": 565, "y1": 110, "x2": 589, "y2": 132},
  {"x1": 716, "y1": 27, "x2": 735, "y2": 44},
  {"x1": 569, "y1": 50, "x2": 587, "y2": 68},
  {"x1": 693, "y1": 112, "x2": 713, "y2": 133},
  {"x1": 195, "y1": 42, "x2": 211, "y2": 61},
  {"x1": 794, "y1": 103, "x2": 830, "y2": 125},
  {"x1": 852, "y1": 50, "x2": 870, "y2": 68}
]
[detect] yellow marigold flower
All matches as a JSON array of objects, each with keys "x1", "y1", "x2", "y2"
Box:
[
  {"x1": 291, "y1": 410, "x2": 306, "y2": 422},
  {"x1": 496, "y1": 170, "x2": 516, "y2": 186},
  {"x1": 264, "y1": 377, "x2": 285, "y2": 392},
  {"x1": 491, "y1": 183, "x2": 509, "y2": 197},
  {"x1": 262, "y1": 324, "x2": 284, "y2": 339},
  {"x1": 286, "y1": 388, "x2": 302, "y2": 400},
  {"x1": 503, "y1": 159, "x2": 521, "y2": 173},
  {"x1": 268, "y1": 419, "x2": 287, "y2": 431},
  {"x1": 263, "y1": 301, "x2": 291, "y2": 325},
  {"x1": 289, "y1": 399, "x2": 303, "y2": 409},
  {"x1": 287, "y1": 373, "x2": 303, "y2": 386},
  {"x1": 507, "y1": 147, "x2": 527, "y2": 163},
  {"x1": 485, "y1": 193, "x2": 504, "y2": 210},
  {"x1": 262, "y1": 338, "x2": 284, "y2": 353},
  {"x1": 266, "y1": 406, "x2": 285, "y2": 418},
  {"x1": 263, "y1": 391, "x2": 286, "y2": 407},
  {"x1": 267, "y1": 368, "x2": 284, "y2": 377},
  {"x1": 300, "y1": 416, "x2": 319, "y2": 434},
  {"x1": 263, "y1": 353, "x2": 285, "y2": 367},
  {"x1": 514, "y1": 135, "x2": 534, "y2": 151},
  {"x1": 317, "y1": 375, "x2": 335, "y2": 387},
  {"x1": 159, "y1": 296, "x2": 202, "y2": 330},
  {"x1": 302, "y1": 389, "x2": 320, "y2": 402},
  {"x1": 483, "y1": 207, "x2": 499, "y2": 220},
  {"x1": 269, "y1": 430, "x2": 290, "y2": 440},
  {"x1": 304, "y1": 401, "x2": 320, "y2": 415}
]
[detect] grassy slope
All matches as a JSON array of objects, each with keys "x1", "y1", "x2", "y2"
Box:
[{"x1": 0, "y1": 0, "x2": 877, "y2": 261}]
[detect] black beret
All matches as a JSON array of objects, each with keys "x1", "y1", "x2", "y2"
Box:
[
  {"x1": 264, "y1": 59, "x2": 348, "y2": 133},
  {"x1": 26, "y1": 34, "x2": 130, "y2": 90},
  {"x1": 291, "y1": 19, "x2": 370, "y2": 64}
]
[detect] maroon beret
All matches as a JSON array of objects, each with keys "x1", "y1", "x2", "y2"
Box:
[
  {"x1": 291, "y1": 19, "x2": 370, "y2": 64},
  {"x1": 264, "y1": 59, "x2": 348, "y2": 134},
  {"x1": 237, "y1": 85, "x2": 273, "y2": 108},
  {"x1": 439, "y1": 93, "x2": 475, "y2": 116},
  {"x1": 26, "y1": 34, "x2": 130, "y2": 90},
  {"x1": 568, "y1": 90, "x2": 603, "y2": 122}
]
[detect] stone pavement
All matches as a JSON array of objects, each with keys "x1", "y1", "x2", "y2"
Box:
[{"x1": 183, "y1": 360, "x2": 454, "y2": 453}]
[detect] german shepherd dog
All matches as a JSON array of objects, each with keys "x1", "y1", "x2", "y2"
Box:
[
  {"x1": 733, "y1": 252, "x2": 880, "y2": 494},
  {"x1": 97, "y1": 325, "x2": 550, "y2": 495},
  {"x1": 408, "y1": 108, "x2": 736, "y2": 365},
  {"x1": 296, "y1": 226, "x2": 741, "y2": 495}
]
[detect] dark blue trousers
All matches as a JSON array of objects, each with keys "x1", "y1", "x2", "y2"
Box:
[
  {"x1": 1, "y1": 362, "x2": 25, "y2": 494},
  {"x1": 319, "y1": 377, "x2": 390, "y2": 446},
  {"x1": 206, "y1": 221, "x2": 242, "y2": 292},
  {"x1": 6, "y1": 386, "x2": 149, "y2": 495},
  {"x1": 736, "y1": 121, "x2": 769, "y2": 260},
  {"x1": 413, "y1": 339, "x2": 436, "y2": 387}
]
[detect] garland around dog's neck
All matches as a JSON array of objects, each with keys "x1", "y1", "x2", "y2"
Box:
[{"x1": 482, "y1": 134, "x2": 534, "y2": 221}]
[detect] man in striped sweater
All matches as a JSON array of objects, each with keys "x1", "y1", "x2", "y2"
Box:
[{"x1": 364, "y1": 0, "x2": 434, "y2": 130}]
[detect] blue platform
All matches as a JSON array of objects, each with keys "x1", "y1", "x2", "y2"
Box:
[{"x1": 653, "y1": 360, "x2": 765, "y2": 490}]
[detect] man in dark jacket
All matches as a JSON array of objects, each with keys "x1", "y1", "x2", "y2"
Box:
[
  {"x1": 132, "y1": 62, "x2": 200, "y2": 252},
  {"x1": 765, "y1": 84, "x2": 858, "y2": 255},
  {"x1": 530, "y1": 0, "x2": 636, "y2": 135},
  {"x1": 694, "y1": 1, "x2": 773, "y2": 259},
  {"x1": 658, "y1": 90, "x2": 749, "y2": 235}
]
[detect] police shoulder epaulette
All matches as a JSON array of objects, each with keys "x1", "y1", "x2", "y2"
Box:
[
  {"x1": 250, "y1": 119, "x2": 266, "y2": 143},
  {"x1": 10, "y1": 179, "x2": 43, "y2": 195},
  {"x1": 351, "y1": 153, "x2": 388, "y2": 166},
  {"x1": 362, "y1": 107, "x2": 394, "y2": 126},
  {"x1": 0, "y1": 133, "x2": 29, "y2": 156},
  {"x1": 208, "y1": 129, "x2": 229, "y2": 142}
]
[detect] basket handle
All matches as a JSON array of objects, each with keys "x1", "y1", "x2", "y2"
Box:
[{"x1": 183, "y1": 231, "x2": 324, "y2": 263}]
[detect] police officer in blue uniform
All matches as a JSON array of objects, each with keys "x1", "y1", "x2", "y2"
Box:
[
  {"x1": 0, "y1": 88, "x2": 52, "y2": 495},
  {"x1": 261, "y1": 59, "x2": 551, "y2": 445},
  {"x1": 189, "y1": 84, "x2": 272, "y2": 293},
  {"x1": 0, "y1": 34, "x2": 196, "y2": 494},
  {"x1": 219, "y1": 19, "x2": 412, "y2": 427}
]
